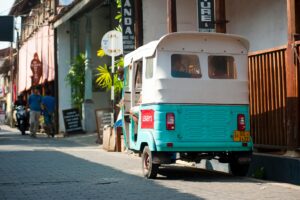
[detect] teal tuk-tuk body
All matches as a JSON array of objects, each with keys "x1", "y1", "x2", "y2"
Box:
[{"x1": 121, "y1": 32, "x2": 253, "y2": 178}]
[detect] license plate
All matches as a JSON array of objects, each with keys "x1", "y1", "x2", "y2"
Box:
[{"x1": 233, "y1": 131, "x2": 250, "y2": 142}]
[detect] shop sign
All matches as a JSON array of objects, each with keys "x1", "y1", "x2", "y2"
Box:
[
  {"x1": 0, "y1": 16, "x2": 14, "y2": 42},
  {"x1": 62, "y1": 108, "x2": 83, "y2": 133},
  {"x1": 141, "y1": 110, "x2": 154, "y2": 129},
  {"x1": 101, "y1": 30, "x2": 123, "y2": 57},
  {"x1": 30, "y1": 53, "x2": 42, "y2": 86},
  {"x1": 122, "y1": 0, "x2": 135, "y2": 54},
  {"x1": 198, "y1": 0, "x2": 215, "y2": 32}
]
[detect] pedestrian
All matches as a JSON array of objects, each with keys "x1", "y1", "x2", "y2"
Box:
[
  {"x1": 28, "y1": 87, "x2": 42, "y2": 137},
  {"x1": 14, "y1": 94, "x2": 26, "y2": 107},
  {"x1": 14, "y1": 94, "x2": 28, "y2": 131},
  {"x1": 41, "y1": 89, "x2": 55, "y2": 137}
]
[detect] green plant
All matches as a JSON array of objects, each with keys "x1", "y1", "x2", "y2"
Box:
[
  {"x1": 251, "y1": 166, "x2": 265, "y2": 179},
  {"x1": 95, "y1": 56, "x2": 124, "y2": 100},
  {"x1": 65, "y1": 53, "x2": 86, "y2": 115}
]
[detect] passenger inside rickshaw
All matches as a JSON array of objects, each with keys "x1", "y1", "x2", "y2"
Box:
[
  {"x1": 171, "y1": 54, "x2": 201, "y2": 78},
  {"x1": 208, "y1": 55, "x2": 236, "y2": 79}
]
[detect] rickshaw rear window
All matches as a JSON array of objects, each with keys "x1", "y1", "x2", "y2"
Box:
[
  {"x1": 208, "y1": 56, "x2": 236, "y2": 79},
  {"x1": 171, "y1": 54, "x2": 201, "y2": 78}
]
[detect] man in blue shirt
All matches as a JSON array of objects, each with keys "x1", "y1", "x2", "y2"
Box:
[
  {"x1": 41, "y1": 89, "x2": 55, "y2": 137},
  {"x1": 28, "y1": 87, "x2": 42, "y2": 137}
]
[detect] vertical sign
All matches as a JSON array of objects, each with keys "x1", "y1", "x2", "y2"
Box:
[
  {"x1": 122, "y1": 0, "x2": 135, "y2": 54},
  {"x1": 198, "y1": 0, "x2": 215, "y2": 32}
]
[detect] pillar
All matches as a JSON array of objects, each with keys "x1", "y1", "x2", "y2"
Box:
[
  {"x1": 215, "y1": 0, "x2": 227, "y2": 33},
  {"x1": 82, "y1": 14, "x2": 96, "y2": 133},
  {"x1": 285, "y1": 0, "x2": 298, "y2": 149},
  {"x1": 167, "y1": 0, "x2": 177, "y2": 33}
]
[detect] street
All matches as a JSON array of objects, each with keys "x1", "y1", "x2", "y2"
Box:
[{"x1": 0, "y1": 126, "x2": 300, "y2": 200}]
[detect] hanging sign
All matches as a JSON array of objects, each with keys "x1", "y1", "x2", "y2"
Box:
[
  {"x1": 122, "y1": 0, "x2": 135, "y2": 54},
  {"x1": 198, "y1": 0, "x2": 215, "y2": 32},
  {"x1": 30, "y1": 53, "x2": 42, "y2": 86}
]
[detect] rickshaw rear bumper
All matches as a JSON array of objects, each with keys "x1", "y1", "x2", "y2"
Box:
[{"x1": 154, "y1": 141, "x2": 253, "y2": 152}]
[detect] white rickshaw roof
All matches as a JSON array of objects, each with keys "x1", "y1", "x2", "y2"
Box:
[
  {"x1": 124, "y1": 32, "x2": 250, "y2": 105},
  {"x1": 124, "y1": 32, "x2": 249, "y2": 66}
]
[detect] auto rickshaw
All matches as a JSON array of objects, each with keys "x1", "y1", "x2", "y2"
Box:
[{"x1": 121, "y1": 32, "x2": 253, "y2": 178}]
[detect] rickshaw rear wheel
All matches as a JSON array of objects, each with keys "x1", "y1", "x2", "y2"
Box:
[{"x1": 142, "y1": 146, "x2": 159, "y2": 179}]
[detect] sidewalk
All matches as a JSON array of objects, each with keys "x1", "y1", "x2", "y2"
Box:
[{"x1": 248, "y1": 152, "x2": 300, "y2": 185}]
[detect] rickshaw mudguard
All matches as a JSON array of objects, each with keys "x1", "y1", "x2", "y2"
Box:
[
  {"x1": 128, "y1": 118, "x2": 157, "y2": 152},
  {"x1": 136, "y1": 131, "x2": 157, "y2": 152}
]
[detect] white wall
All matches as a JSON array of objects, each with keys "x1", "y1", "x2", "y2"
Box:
[
  {"x1": 143, "y1": 0, "x2": 288, "y2": 52},
  {"x1": 56, "y1": 6, "x2": 113, "y2": 133},
  {"x1": 57, "y1": 22, "x2": 72, "y2": 132},
  {"x1": 226, "y1": 0, "x2": 288, "y2": 52},
  {"x1": 143, "y1": 0, "x2": 197, "y2": 43}
]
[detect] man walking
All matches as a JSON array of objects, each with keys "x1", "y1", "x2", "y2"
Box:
[
  {"x1": 41, "y1": 89, "x2": 55, "y2": 137},
  {"x1": 28, "y1": 87, "x2": 42, "y2": 137}
]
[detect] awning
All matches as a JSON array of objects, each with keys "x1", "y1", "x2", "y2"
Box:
[{"x1": 18, "y1": 25, "x2": 55, "y2": 92}]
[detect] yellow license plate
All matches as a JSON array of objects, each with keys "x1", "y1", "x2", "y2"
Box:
[{"x1": 233, "y1": 131, "x2": 250, "y2": 142}]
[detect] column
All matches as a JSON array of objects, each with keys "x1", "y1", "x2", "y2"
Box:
[
  {"x1": 215, "y1": 0, "x2": 227, "y2": 33},
  {"x1": 167, "y1": 0, "x2": 177, "y2": 33},
  {"x1": 285, "y1": 0, "x2": 298, "y2": 149},
  {"x1": 82, "y1": 14, "x2": 96, "y2": 132}
]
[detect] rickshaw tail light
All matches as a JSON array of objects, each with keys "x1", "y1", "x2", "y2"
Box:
[
  {"x1": 237, "y1": 114, "x2": 246, "y2": 131},
  {"x1": 166, "y1": 113, "x2": 175, "y2": 130}
]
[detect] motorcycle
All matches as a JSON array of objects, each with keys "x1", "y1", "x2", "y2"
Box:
[{"x1": 15, "y1": 105, "x2": 29, "y2": 135}]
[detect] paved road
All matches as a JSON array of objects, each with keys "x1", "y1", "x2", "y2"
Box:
[{"x1": 1, "y1": 126, "x2": 300, "y2": 200}]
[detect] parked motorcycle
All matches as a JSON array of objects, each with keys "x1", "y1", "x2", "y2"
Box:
[{"x1": 15, "y1": 105, "x2": 29, "y2": 135}]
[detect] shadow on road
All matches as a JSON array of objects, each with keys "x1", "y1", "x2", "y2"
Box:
[
  {"x1": 157, "y1": 165, "x2": 242, "y2": 182},
  {"x1": 0, "y1": 126, "x2": 272, "y2": 198},
  {"x1": 0, "y1": 149, "x2": 204, "y2": 200}
]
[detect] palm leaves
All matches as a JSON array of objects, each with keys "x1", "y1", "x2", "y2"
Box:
[
  {"x1": 95, "y1": 58, "x2": 124, "y2": 95},
  {"x1": 95, "y1": 64, "x2": 112, "y2": 90}
]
